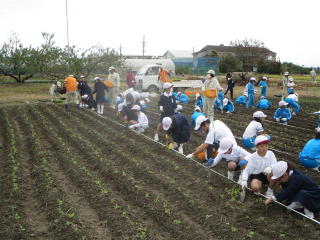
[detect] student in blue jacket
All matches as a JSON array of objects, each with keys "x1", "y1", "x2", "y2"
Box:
[
  {"x1": 274, "y1": 101, "x2": 291, "y2": 124},
  {"x1": 195, "y1": 93, "x2": 204, "y2": 108},
  {"x1": 246, "y1": 77, "x2": 256, "y2": 108},
  {"x1": 265, "y1": 161, "x2": 320, "y2": 219},
  {"x1": 177, "y1": 92, "x2": 189, "y2": 104},
  {"x1": 236, "y1": 94, "x2": 248, "y2": 106},
  {"x1": 314, "y1": 110, "x2": 320, "y2": 128},
  {"x1": 214, "y1": 88, "x2": 224, "y2": 111},
  {"x1": 258, "y1": 76, "x2": 268, "y2": 97},
  {"x1": 222, "y1": 98, "x2": 235, "y2": 113},
  {"x1": 299, "y1": 128, "x2": 320, "y2": 171},
  {"x1": 256, "y1": 96, "x2": 272, "y2": 110},
  {"x1": 284, "y1": 89, "x2": 300, "y2": 115},
  {"x1": 191, "y1": 106, "x2": 205, "y2": 127}
]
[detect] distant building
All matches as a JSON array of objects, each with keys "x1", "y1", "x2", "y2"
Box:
[
  {"x1": 123, "y1": 55, "x2": 158, "y2": 60},
  {"x1": 193, "y1": 44, "x2": 276, "y2": 61},
  {"x1": 162, "y1": 50, "x2": 194, "y2": 59}
]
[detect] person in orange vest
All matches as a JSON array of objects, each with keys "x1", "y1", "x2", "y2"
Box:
[
  {"x1": 158, "y1": 67, "x2": 172, "y2": 92},
  {"x1": 64, "y1": 75, "x2": 80, "y2": 111}
]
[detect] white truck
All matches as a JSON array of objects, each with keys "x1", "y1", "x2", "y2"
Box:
[{"x1": 134, "y1": 64, "x2": 203, "y2": 92}]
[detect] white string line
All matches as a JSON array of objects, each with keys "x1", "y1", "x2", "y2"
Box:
[
  {"x1": 88, "y1": 109, "x2": 320, "y2": 225},
  {"x1": 145, "y1": 109, "x2": 296, "y2": 158}
]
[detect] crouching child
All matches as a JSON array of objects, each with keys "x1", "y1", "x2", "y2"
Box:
[{"x1": 128, "y1": 105, "x2": 149, "y2": 133}]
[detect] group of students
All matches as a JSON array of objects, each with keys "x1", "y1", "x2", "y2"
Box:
[{"x1": 142, "y1": 70, "x2": 320, "y2": 219}]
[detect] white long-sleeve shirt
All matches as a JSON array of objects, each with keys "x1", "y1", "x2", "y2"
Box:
[
  {"x1": 243, "y1": 120, "x2": 264, "y2": 139},
  {"x1": 241, "y1": 150, "x2": 277, "y2": 181},
  {"x1": 108, "y1": 72, "x2": 120, "y2": 90},
  {"x1": 205, "y1": 120, "x2": 237, "y2": 146},
  {"x1": 130, "y1": 112, "x2": 148, "y2": 129},
  {"x1": 286, "y1": 93, "x2": 299, "y2": 102},
  {"x1": 212, "y1": 146, "x2": 251, "y2": 167}
]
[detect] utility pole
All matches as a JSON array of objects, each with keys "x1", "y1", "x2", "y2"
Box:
[
  {"x1": 65, "y1": 0, "x2": 70, "y2": 47},
  {"x1": 119, "y1": 43, "x2": 122, "y2": 56},
  {"x1": 142, "y1": 35, "x2": 146, "y2": 58}
]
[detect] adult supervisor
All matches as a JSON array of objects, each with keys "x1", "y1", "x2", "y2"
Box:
[{"x1": 203, "y1": 70, "x2": 221, "y2": 122}]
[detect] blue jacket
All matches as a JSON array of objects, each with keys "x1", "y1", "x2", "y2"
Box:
[
  {"x1": 191, "y1": 111, "x2": 205, "y2": 127},
  {"x1": 177, "y1": 93, "x2": 189, "y2": 104},
  {"x1": 300, "y1": 139, "x2": 320, "y2": 160},
  {"x1": 256, "y1": 99, "x2": 272, "y2": 110},
  {"x1": 276, "y1": 169, "x2": 320, "y2": 212},
  {"x1": 247, "y1": 82, "x2": 255, "y2": 94},
  {"x1": 217, "y1": 91, "x2": 224, "y2": 101},
  {"x1": 274, "y1": 108, "x2": 292, "y2": 120},
  {"x1": 196, "y1": 96, "x2": 204, "y2": 107},
  {"x1": 167, "y1": 114, "x2": 190, "y2": 144},
  {"x1": 223, "y1": 101, "x2": 235, "y2": 113},
  {"x1": 258, "y1": 80, "x2": 267, "y2": 88},
  {"x1": 172, "y1": 92, "x2": 178, "y2": 100},
  {"x1": 236, "y1": 95, "x2": 247, "y2": 105}
]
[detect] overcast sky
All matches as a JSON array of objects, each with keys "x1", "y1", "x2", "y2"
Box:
[{"x1": 1, "y1": 0, "x2": 319, "y2": 66}]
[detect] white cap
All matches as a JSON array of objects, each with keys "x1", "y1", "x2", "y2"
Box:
[
  {"x1": 177, "y1": 92, "x2": 182, "y2": 95},
  {"x1": 254, "y1": 135, "x2": 270, "y2": 146},
  {"x1": 79, "y1": 75, "x2": 85, "y2": 78},
  {"x1": 279, "y1": 100, "x2": 288, "y2": 107},
  {"x1": 117, "y1": 103, "x2": 124, "y2": 112},
  {"x1": 288, "y1": 77, "x2": 294, "y2": 82},
  {"x1": 218, "y1": 137, "x2": 234, "y2": 153},
  {"x1": 163, "y1": 82, "x2": 173, "y2": 89},
  {"x1": 195, "y1": 93, "x2": 200, "y2": 98},
  {"x1": 249, "y1": 77, "x2": 256, "y2": 81},
  {"x1": 222, "y1": 98, "x2": 229, "y2": 106},
  {"x1": 68, "y1": 74, "x2": 74, "y2": 77},
  {"x1": 94, "y1": 77, "x2": 101, "y2": 81},
  {"x1": 271, "y1": 161, "x2": 288, "y2": 180},
  {"x1": 82, "y1": 94, "x2": 88, "y2": 99},
  {"x1": 244, "y1": 93, "x2": 248, "y2": 97},
  {"x1": 108, "y1": 66, "x2": 115, "y2": 71},
  {"x1": 227, "y1": 78, "x2": 231, "y2": 80},
  {"x1": 284, "y1": 72, "x2": 289, "y2": 75},
  {"x1": 194, "y1": 116, "x2": 208, "y2": 130},
  {"x1": 144, "y1": 98, "x2": 150, "y2": 103},
  {"x1": 57, "y1": 81, "x2": 62, "y2": 86},
  {"x1": 176, "y1": 105, "x2": 183, "y2": 111},
  {"x1": 262, "y1": 76, "x2": 267, "y2": 80},
  {"x1": 260, "y1": 96, "x2": 265, "y2": 99},
  {"x1": 219, "y1": 87, "x2": 224, "y2": 91},
  {"x1": 316, "y1": 127, "x2": 320, "y2": 133},
  {"x1": 162, "y1": 117, "x2": 172, "y2": 131},
  {"x1": 194, "y1": 106, "x2": 201, "y2": 112},
  {"x1": 313, "y1": 110, "x2": 320, "y2": 115},
  {"x1": 207, "y1": 69, "x2": 215, "y2": 75},
  {"x1": 131, "y1": 105, "x2": 141, "y2": 111},
  {"x1": 253, "y1": 111, "x2": 267, "y2": 118}
]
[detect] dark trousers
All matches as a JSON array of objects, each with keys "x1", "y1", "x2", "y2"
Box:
[{"x1": 224, "y1": 86, "x2": 234, "y2": 99}]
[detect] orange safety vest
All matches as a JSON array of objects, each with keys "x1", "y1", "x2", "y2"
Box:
[{"x1": 64, "y1": 77, "x2": 78, "y2": 92}]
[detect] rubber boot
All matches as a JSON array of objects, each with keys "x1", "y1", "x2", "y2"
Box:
[{"x1": 101, "y1": 105, "x2": 104, "y2": 114}]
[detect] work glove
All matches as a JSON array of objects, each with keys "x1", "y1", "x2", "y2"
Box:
[
  {"x1": 168, "y1": 143, "x2": 174, "y2": 150},
  {"x1": 128, "y1": 125, "x2": 135, "y2": 129},
  {"x1": 275, "y1": 118, "x2": 280, "y2": 122},
  {"x1": 263, "y1": 166, "x2": 272, "y2": 175},
  {"x1": 159, "y1": 106, "x2": 164, "y2": 112},
  {"x1": 239, "y1": 180, "x2": 247, "y2": 189},
  {"x1": 186, "y1": 153, "x2": 193, "y2": 159},
  {"x1": 281, "y1": 118, "x2": 287, "y2": 122},
  {"x1": 203, "y1": 158, "x2": 214, "y2": 167}
]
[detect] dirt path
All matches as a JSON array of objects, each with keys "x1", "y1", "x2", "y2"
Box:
[{"x1": 12, "y1": 110, "x2": 53, "y2": 240}]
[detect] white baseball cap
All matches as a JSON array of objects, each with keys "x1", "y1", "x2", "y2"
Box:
[
  {"x1": 195, "y1": 93, "x2": 200, "y2": 97},
  {"x1": 177, "y1": 92, "x2": 182, "y2": 95},
  {"x1": 253, "y1": 111, "x2": 267, "y2": 118},
  {"x1": 163, "y1": 82, "x2": 173, "y2": 89},
  {"x1": 262, "y1": 76, "x2": 267, "y2": 80},
  {"x1": 254, "y1": 135, "x2": 270, "y2": 146},
  {"x1": 94, "y1": 77, "x2": 101, "y2": 81},
  {"x1": 249, "y1": 77, "x2": 256, "y2": 81},
  {"x1": 108, "y1": 66, "x2": 115, "y2": 71},
  {"x1": 316, "y1": 127, "x2": 320, "y2": 133},
  {"x1": 222, "y1": 98, "x2": 229, "y2": 106},
  {"x1": 218, "y1": 137, "x2": 234, "y2": 153},
  {"x1": 288, "y1": 77, "x2": 294, "y2": 82},
  {"x1": 194, "y1": 115, "x2": 208, "y2": 131},
  {"x1": 279, "y1": 100, "x2": 288, "y2": 107},
  {"x1": 260, "y1": 96, "x2": 265, "y2": 99},
  {"x1": 162, "y1": 117, "x2": 172, "y2": 131},
  {"x1": 271, "y1": 161, "x2": 288, "y2": 180},
  {"x1": 144, "y1": 98, "x2": 150, "y2": 103},
  {"x1": 207, "y1": 69, "x2": 215, "y2": 75},
  {"x1": 244, "y1": 93, "x2": 248, "y2": 97},
  {"x1": 68, "y1": 74, "x2": 74, "y2": 77},
  {"x1": 219, "y1": 87, "x2": 224, "y2": 91},
  {"x1": 79, "y1": 75, "x2": 85, "y2": 78},
  {"x1": 131, "y1": 105, "x2": 141, "y2": 111},
  {"x1": 194, "y1": 106, "x2": 201, "y2": 112},
  {"x1": 284, "y1": 72, "x2": 289, "y2": 75},
  {"x1": 176, "y1": 105, "x2": 183, "y2": 111}
]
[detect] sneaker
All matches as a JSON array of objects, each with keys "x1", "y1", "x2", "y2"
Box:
[
  {"x1": 292, "y1": 112, "x2": 296, "y2": 116},
  {"x1": 265, "y1": 188, "x2": 274, "y2": 198},
  {"x1": 154, "y1": 133, "x2": 159, "y2": 142},
  {"x1": 312, "y1": 166, "x2": 320, "y2": 172},
  {"x1": 227, "y1": 171, "x2": 234, "y2": 180},
  {"x1": 287, "y1": 201, "x2": 303, "y2": 210},
  {"x1": 91, "y1": 108, "x2": 95, "y2": 111},
  {"x1": 203, "y1": 158, "x2": 214, "y2": 167},
  {"x1": 304, "y1": 208, "x2": 314, "y2": 219}
]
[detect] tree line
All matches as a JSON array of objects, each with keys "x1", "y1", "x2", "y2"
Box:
[{"x1": 0, "y1": 33, "x2": 122, "y2": 83}]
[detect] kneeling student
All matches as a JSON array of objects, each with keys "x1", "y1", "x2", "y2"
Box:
[
  {"x1": 274, "y1": 101, "x2": 291, "y2": 124},
  {"x1": 265, "y1": 161, "x2": 320, "y2": 219},
  {"x1": 299, "y1": 127, "x2": 320, "y2": 171},
  {"x1": 162, "y1": 114, "x2": 190, "y2": 154},
  {"x1": 128, "y1": 105, "x2": 149, "y2": 133},
  {"x1": 222, "y1": 98, "x2": 235, "y2": 113},
  {"x1": 238, "y1": 135, "x2": 277, "y2": 197},
  {"x1": 206, "y1": 137, "x2": 251, "y2": 181},
  {"x1": 191, "y1": 106, "x2": 205, "y2": 128},
  {"x1": 256, "y1": 96, "x2": 272, "y2": 110}
]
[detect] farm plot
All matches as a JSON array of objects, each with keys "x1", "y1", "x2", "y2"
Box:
[{"x1": 0, "y1": 104, "x2": 319, "y2": 240}]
